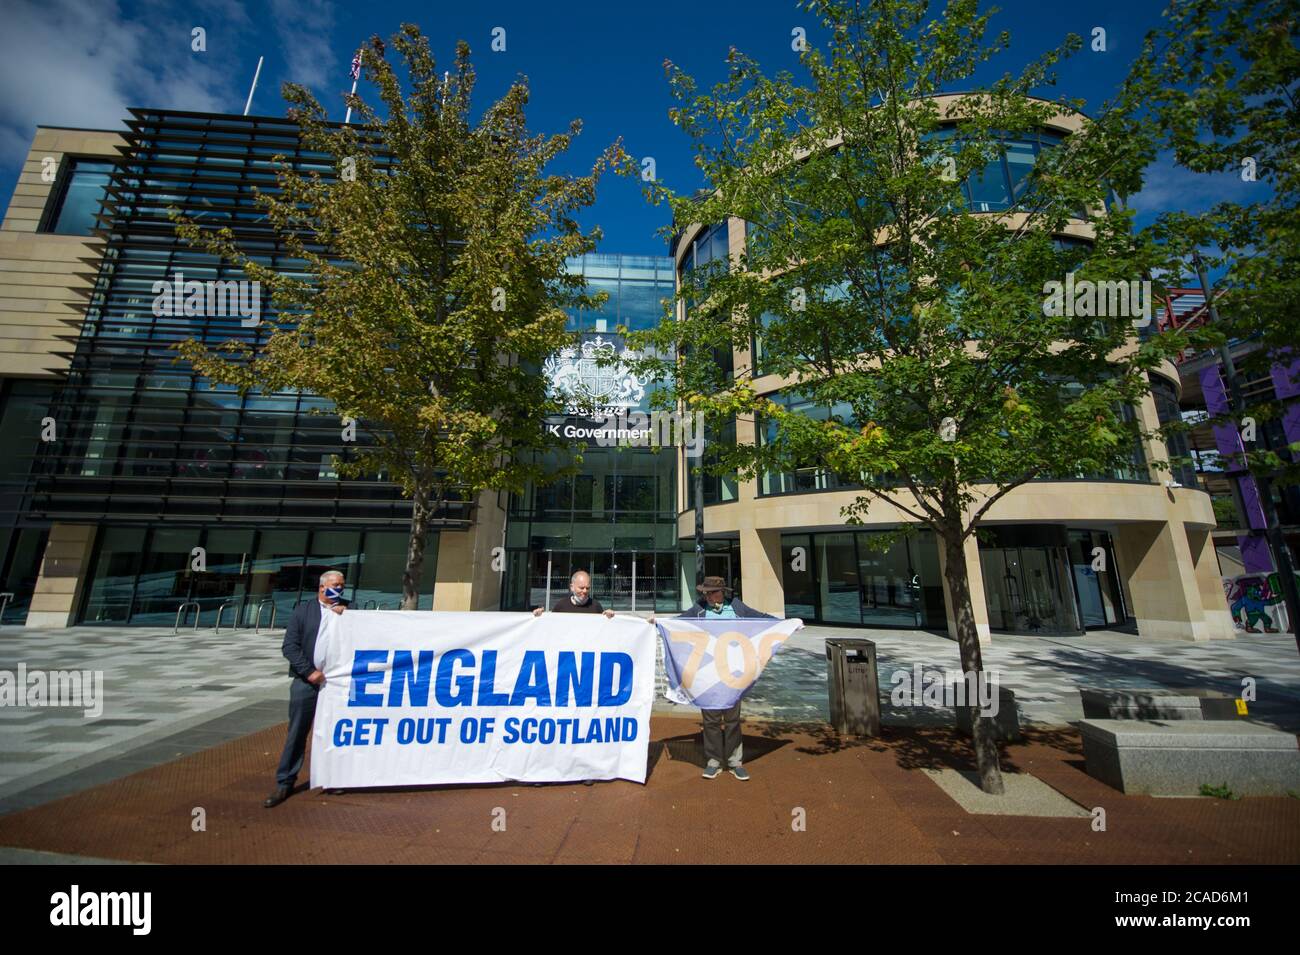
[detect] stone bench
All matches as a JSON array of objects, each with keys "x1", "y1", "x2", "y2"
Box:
[
  {"x1": 1080, "y1": 687, "x2": 1243, "y2": 721},
  {"x1": 1079, "y1": 719, "x2": 1300, "y2": 796}
]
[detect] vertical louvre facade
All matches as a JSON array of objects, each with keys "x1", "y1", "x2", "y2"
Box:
[
  {"x1": 29, "y1": 109, "x2": 472, "y2": 530},
  {"x1": 9, "y1": 110, "x2": 475, "y2": 625}
]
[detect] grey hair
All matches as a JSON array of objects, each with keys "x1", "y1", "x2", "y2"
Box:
[
  {"x1": 319, "y1": 570, "x2": 345, "y2": 585},
  {"x1": 570, "y1": 570, "x2": 591, "y2": 584}
]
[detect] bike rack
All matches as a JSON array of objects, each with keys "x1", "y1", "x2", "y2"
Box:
[
  {"x1": 214, "y1": 599, "x2": 242, "y2": 633},
  {"x1": 0, "y1": 592, "x2": 13, "y2": 624},
  {"x1": 174, "y1": 601, "x2": 201, "y2": 634},
  {"x1": 254, "y1": 598, "x2": 277, "y2": 633}
]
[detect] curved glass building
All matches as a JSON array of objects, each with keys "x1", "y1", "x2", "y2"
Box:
[{"x1": 669, "y1": 97, "x2": 1231, "y2": 641}]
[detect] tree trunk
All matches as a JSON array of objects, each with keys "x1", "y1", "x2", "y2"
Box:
[
  {"x1": 941, "y1": 529, "x2": 1005, "y2": 795},
  {"x1": 401, "y1": 482, "x2": 432, "y2": 610}
]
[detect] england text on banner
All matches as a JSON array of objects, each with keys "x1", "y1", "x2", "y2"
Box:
[
  {"x1": 309, "y1": 611, "x2": 656, "y2": 788},
  {"x1": 657, "y1": 618, "x2": 803, "y2": 708}
]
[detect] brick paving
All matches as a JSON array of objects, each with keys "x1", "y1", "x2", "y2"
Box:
[
  {"x1": 0, "y1": 716, "x2": 1295, "y2": 864},
  {"x1": 2, "y1": 621, "x2": 1298, "y2": 864}
]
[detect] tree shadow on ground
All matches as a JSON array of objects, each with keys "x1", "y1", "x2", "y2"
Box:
[{"x1": 749, "y1": 719, "x2": 1087, "y2": 778}]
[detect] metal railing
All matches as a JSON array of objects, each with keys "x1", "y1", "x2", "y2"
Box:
[
  {"x1": 0, "y1": 592, "x2": 13, "y2": 624},
  {"x1": 363, "y1": 600, "x2": 378, "y2": 610},
  {"x1": 174, "y1": 601, "x2": 201, "y2": 633},
  {"x1": 214, "y1": 599, "x2": 243, "y2": 633},
  {"x1": 254, "y1": 598, "x2": 277, "y2": 633}
]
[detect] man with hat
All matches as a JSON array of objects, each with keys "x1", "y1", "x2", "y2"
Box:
[{"x1": 677, "y1": 575, "x2": 775, "y2": 781}]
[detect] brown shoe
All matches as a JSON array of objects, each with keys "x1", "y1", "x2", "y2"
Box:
[{"x1": 263, "y1": 785, "x2": 292, "y2": 808}]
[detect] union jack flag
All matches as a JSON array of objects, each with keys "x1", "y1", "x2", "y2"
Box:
[{"x1": 349, "y1": 50, "x2": 362, "y2": 81}]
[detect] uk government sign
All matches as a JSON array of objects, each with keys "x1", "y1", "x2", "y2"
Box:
[{"x1": 310, "y1": 611, "x2": 656, "y2": 787}]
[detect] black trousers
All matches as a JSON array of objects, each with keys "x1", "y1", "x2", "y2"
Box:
[
  {"x1": 275, "y1": 677, "x2": 320, "y2": 787},
  {"x1": 701, "y1": 702, "x2": 743, "y2": 768}
]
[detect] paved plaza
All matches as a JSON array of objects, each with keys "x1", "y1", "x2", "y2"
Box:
[{"x1": 0, "y1": 618, "x2": 1297, "y2": 863}]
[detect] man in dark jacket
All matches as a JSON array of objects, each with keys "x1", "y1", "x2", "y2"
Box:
[
  {"x1": 532, "y1": 570, "x2": 616, "y2": 618},
  {"x1": 264, "y1": 570, "x2": 349, "y2": 808},
  {"x1": 677, "y1": 575, "x2": 776, "y2": 781}
]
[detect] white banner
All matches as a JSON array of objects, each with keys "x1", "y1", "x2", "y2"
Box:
[{"x1": 310, "y1": 611, "x2": 656, "y2": 788}]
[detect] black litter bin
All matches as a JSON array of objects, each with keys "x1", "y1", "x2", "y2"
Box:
[{"x1": 825, "y1": 638, "x2": 881, "y2": 737}]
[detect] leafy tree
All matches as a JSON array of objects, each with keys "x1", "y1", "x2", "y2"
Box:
[
  {"x1": 1121, "y1": 0, "x2": 1300, "y2": 640},
  {"x1": 175, "y1": 26, "x2": 622, "y2": 608},
  {"x1": 632, "y1": 0, "x2": 1180, "y2": 793}
]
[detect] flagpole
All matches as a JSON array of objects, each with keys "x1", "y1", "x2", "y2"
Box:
[
  {"x1": 344, "y1": 78, "x2": 359, "y2": 124},
  {"x1": 243, "y1": 56, "x2": 264, "y2": 117},
  {"x1": 345, "y1": 49, "x2": 362, "y2": 124}
]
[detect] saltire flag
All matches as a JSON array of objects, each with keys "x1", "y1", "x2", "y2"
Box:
[
  {"x1": 350, "y1": 50, "x2": 362, "y2": 81},
  {"x1": 657, "y1": 617, "x2": 802, "y2": 709}
]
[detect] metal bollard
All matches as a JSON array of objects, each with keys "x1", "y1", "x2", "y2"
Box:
[
  {"x1": 174, "y1": 601, "x2": 201, "y2": 634},
  {"x1": 254, "y1": 598, "x2": 277, "y2": 633}
]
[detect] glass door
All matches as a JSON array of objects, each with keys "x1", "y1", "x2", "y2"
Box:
[
  {"x1": 605, "y1": 550, "x2": 658, "y2": 611},
  {"x1": 981, "y1": 544, "x2": 1081, "y2": 634},
  {"x1": 197, "y1": 528, "x2": 255, "y2": 625},
  {"x1": 858, "y1": 534, "x2": 921, "y2": 627}
]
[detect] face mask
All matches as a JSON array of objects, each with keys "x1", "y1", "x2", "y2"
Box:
[{"x1": 324, "y1": 585, "x2": 344, "y2": 602}]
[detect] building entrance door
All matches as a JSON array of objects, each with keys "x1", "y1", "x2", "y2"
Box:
[{"x1": 983, "y1": 544, "x2": 1081, "y2": 634}]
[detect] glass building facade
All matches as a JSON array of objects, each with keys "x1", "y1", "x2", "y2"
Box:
[
  {"x1": 0, "y1": 379, "x2": 57, "y2": 623},
  {"x1": 675, "y1": 111, "x2": 1163, "y2": 634},
  {"x1": 14, "y1": 109, "x2": 474, "y2": 624},
  {"x1": 500, "y1": 254, "x2": 680, "y2": 612}
]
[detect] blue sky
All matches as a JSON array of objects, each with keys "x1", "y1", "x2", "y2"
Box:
[{"x1": 0, "y1": 0, "x2": 1251, "y2": 254}]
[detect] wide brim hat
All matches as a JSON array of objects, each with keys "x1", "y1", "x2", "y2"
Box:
[{"x1": 696, "y1": 575, "x2": 733, "y2": 595}]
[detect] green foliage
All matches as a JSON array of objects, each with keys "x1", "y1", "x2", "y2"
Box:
[
  {"x1": 1199, "y1": 782, "x2": 1241, "y2": 800},
  {"x1": 631, "y1": 0, "x2": 1179, "y2": 547},
  {"x1": 1122, "y1": 0, "x2": 1300, "y2": 486},
  {"x1": 173, "y1": 24, "x2": 623, "y2": 507},
  {"x1": 1212, "y1": 494, "x2": 1241, "y2": 528}
]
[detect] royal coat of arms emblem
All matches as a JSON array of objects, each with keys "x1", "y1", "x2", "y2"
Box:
[{"x1": 542, "y1": 335, "x2": 647, "y2": 415}]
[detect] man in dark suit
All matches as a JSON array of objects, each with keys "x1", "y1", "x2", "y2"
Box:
[{"x1": 263, "y1": 570, "x2": 349, "y2": 808}]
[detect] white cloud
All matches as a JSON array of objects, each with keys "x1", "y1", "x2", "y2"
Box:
[
  {"x1": 269, "y1": 0, "x2": 338, "y2": 95},
  {"x1": 0, "y1": 0, "x2": 254, "y2": 165},
  {"x1": 1127, "y1": 151, "x2": 1259, "y2": 217}
]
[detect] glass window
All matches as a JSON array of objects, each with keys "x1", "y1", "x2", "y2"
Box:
[
  {"x1": 80, "y1": 527, "x2": 146, "y2": 624},
  {"x1": 965, "y1": 153, "x2": 1011, "y2": 212},
  {"x1": 1005, "y1": 140, "x2": 1037, "y2": 203},
  {"x1": 781, "y1": 534, "x2": 816, "y2": 619},
  {"x1": 0, "y1": 528, "x2": 50, "y2": 625},
  {"x1": 43, "y1": 159, "x2": 114, "y2": 235},
  {"x1": 132, "y1": 527, "x2": 201, "y2": 624},
  {"x1": 817, "y1": 533, "x2": 862, "y2": 624},
  {"x1": 247, "y1": 530, "x2": 307, "y2": 620},
  {"x1": 619, "y1": 280, "x2": 667, "y2": 331},
  {"x1": 354, "y1": 530, "x2": 438, "y2": 610},
  {"x1": 306, "y1": 530, "x2": 362, "y2": 601},
  {"x1": 1150, "y1": 377, "x2": 1198, "y2": 489},
  {"x1": 857, "y1": 532, "x2": 919, "y2": 627}
]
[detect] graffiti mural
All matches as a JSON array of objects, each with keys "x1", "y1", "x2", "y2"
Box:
[{"x1": 1223, "y1": 572, "x2": 1295, "y2": 633}]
